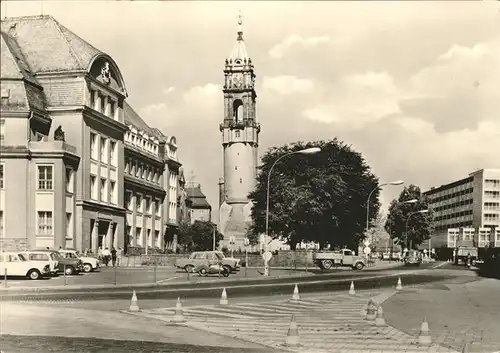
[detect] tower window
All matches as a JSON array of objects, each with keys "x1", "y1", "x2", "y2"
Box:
[
  {"x1": 240, "y1": 178, "x2": 242, "y2": 183},
  {"x1": 235, "y1": 166, "x2": 238, "y2": 170},
  {"x1": 235, "y1": 130, "x2": 240, "y2": 137},
  {"x1": 232, "y1": 99, "x2": 243, "y2": 122}
]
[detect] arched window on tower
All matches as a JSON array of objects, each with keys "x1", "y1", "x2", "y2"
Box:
[{"x1": 232, "y1": 99, "x2": 243, "y2": 122}]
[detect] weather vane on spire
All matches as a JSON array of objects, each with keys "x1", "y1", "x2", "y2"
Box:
[{"x1": 237, "y1": 10, "x2": 243, "y2": 40}]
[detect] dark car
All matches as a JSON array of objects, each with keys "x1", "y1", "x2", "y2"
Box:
[
  {"x1": 404, "y1": 250, "x2": 422, "y2": 267},
  {"x1": 33, "y1": 249, "x2": 84, "y2": 275}
]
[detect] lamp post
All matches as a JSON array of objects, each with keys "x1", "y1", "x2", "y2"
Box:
[
  {"x1": 264, "y1": 147, "x2": 321, "y2": 276},
  {"x1": 365, "y1": 180, "x2": 405, "y2": 247},
  {"x1": 405, "y1": 209, "x2": 429, "y2": 250}
]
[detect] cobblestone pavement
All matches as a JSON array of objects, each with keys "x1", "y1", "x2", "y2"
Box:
[
  {"x1": 384, "y1": 277, "x2": 500, "y2": 353},
  {"x1": 125, "y1": 289, "x2": 459, "y2": 353}
]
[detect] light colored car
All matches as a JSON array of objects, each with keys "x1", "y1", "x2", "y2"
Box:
[
  {"x1": 59, "y1": 249, "x2": 99, "y2": 273},
  {"x1": 175, "y1": 251, "x2": 241, "y2": 273},
  {"x1": 0, "y1": 252, "x2": 52, "y2": 280},
  {"x1": 20, "y1": 251, "x2": 59, "y2": 275}
]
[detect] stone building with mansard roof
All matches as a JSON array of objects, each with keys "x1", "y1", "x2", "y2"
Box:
[{"x1": 0, "y1": 15, "x2": 182, "y2": 253}]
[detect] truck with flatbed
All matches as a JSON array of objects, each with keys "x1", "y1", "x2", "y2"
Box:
[{"x1": 313, "y1": 248, "x2": 366, "y2": 270}]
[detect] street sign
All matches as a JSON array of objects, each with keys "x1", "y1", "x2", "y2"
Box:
[
  {"x1": 363, "y1": 240, "x2": 370, "y2": 247},
  {"x1": 244, "y1": 238, "x2": 250, "y2": 246},
  {"x1": 363, "y1": 247, "x2": 371, "y2": 255},
  {"x1": 403, "y1": 248, "x2": 408, "y2": 253},
  {"x1": 262, "y1": 251, "x2": 272, "y2": 262}
]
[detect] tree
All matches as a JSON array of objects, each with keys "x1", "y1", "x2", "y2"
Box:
[
  {"x1": 177, "y1": 221, "x2": 224, "y2": 252},
  {"x1": 248, "y1": 139, "x2": 380, "y2": 250},
  {"x1": 384, "y1": 184, "x2": 434, "y2": 249}
]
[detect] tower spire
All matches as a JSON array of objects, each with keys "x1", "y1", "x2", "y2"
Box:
[{"x1": 237, "y1": 10, "x2": 243, "y2": 41}]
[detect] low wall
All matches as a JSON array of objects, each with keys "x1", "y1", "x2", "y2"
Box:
[{"x1": 122, "y1": 250, "x2": 315, "y2": 267}]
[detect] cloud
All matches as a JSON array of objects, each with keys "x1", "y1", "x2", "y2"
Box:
[
  {"x1": 261, "y1": 75, "x2": 314, "y2": 95},
  {"x1": 140, "y1": 102, "x2": 168, "y2": 116},
  {"x1": 302, "y1": 71, "x2": 400, "y2": 128},
  {"x1": 269, "y1": 34, "x2": 331, "y2": 59},
  {"x1": 162, "y1": 86, "x2": 176, "y2": 95}
]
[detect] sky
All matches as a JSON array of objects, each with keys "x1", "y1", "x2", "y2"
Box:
[{"x1": 3, "y1": 1, "x2": 500, "y2": 221}]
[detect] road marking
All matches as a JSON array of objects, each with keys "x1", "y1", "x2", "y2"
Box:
[
  {"x1": 431, "y1": 261, "x2": 448, "y2": 269},
  {"x1": 156, "y1": 276, "x2": 182, "y2": 283},
  {"x1": 130, "y1": 291, "x2": 457, "y2": 353}
]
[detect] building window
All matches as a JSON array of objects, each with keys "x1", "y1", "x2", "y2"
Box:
[
  {"x1": 109, "y1": 180, "x2": 116, "y2": 204},
  {"x1": 125, "y1": 191, "x2": 132, "y2": 210},
  {"x1": 146, "y1": 197, "x2": 152, "y2": 215},
  {"x1": 37, "y1": 211, "x2": 53, "y2": 236},
  {"x1": 235, "y1": 130, "x2": 240, "y2": 138},
  {"x1": 0, "y1": 211, "x2": 3, "y2": 237},
  {"x1": 100, "y1": 137, "x2": 108, "y2": 164},
  {"x1": 37, "y1": 165, "x2": 53, "y2": 190},
  {"x1": 136, "y1": 194, "x2": 143, "y2": 213},
  {"x1": 109, "y1": 99, "x2": 116, "y2": 118},
  {"x1": 90, "y1": 175, "x2": 97, "y2": 200},
  {"x1": 66, "y1": 213, "x2": 72, "y2": 236},
  {"x1": 0, "y1": 119, "x2": 4, "y2": 142},
  {"x1": 109, "y1": 141, "x2": 117, "y2": 167},
  {"x1": 130, "y1": 161, "x2": 135, "y2": 176},
  {"x1": 142, "y1": 165, "x2": 147, "y2": 179},
  {"x1": 0, "y1": 164, "x2": 4, "y2": 189},
  {"x1": 135, "y1": 227, "x2": 142, "y2": 245},
  {"x1": 100, "y1": 93, "x2": 106, "y2": 113},
  {"x1": 125, "y1": 160, "x2": 130, "y2": 174},
  {"x1": 100, "y1": 178, "x2": 107, "y2": 202},
  {"x1": 135, "y1": 163, "x2": 141, "y2": 178},
  {"x1": 90, "y1": 132, "x2": 97, "y2": 160},
  {"x1": 65, "y1": 168, "x2": 73, "y2": 193},
  {"x1": 126, "y1": 225, "x2": 132, "y2": 246},
  {"x1": 155, "y1": 199, "x2": 161, "y2": 216},
  {"x1": 154, "y1": 230, "x2": 160, "y2": 247},
  {"x1": 147, "y1": 229, "x2": 152, "y2": 247}
]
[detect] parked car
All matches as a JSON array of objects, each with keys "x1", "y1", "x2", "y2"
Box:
[
  {"x1": 404, "y1": 250, "x2": 422, "y2": 266},
  {"x1": 59, "y1": 249, "x2": 99, "y2": 273},
  {"x1": 33, "y1": 249, "x2": 84, "y2": 275},
  {"x1": 20, "y1": 251, "x2": 59, "y2": 275},
  {"x1": 175, "y1": 251, "x2": 240, "y2": 273},
  {"x1": 214, "y1": 251, "x2": 241, "y2": 272},
  {"x1": 0, "y1": 252, "x2": 52, "y2": 280}
]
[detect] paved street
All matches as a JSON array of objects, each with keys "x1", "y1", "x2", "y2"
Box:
[
  {"x1": 384, "y1": 275, "x2": 500, "y2": 353},
  {"x1": 0, "y1": 261, "x2": 404, "y2": 289},
  {"x1": 122, "y1": 290, "x2": 459, "y2": 352},
  {"x1": 2, "y1": 267, "x2": 492, "y2": 353}
]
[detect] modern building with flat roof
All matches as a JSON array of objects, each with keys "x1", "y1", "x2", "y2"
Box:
[{"x1": 422, "y1": 169, "x2": 500, "y2": 249}]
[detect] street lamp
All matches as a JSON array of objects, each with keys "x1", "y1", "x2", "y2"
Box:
[
  {"x1": 365, "y1": 180, "x2": 405, "y2": 245},
  {"x1": 264, "y1": 147, "x2": 321, "y2": 276},
  {"x1": 405, "y1": 209, "x2": 429, "y2": 250}
]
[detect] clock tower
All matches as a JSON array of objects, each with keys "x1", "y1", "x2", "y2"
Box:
[{"x1": 218, "y1": 14, "x2": 260, "y2": 249}]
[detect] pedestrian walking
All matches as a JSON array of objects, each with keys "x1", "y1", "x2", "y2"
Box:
[
  {"x1": 102, "y1": 247, "x2": 111, "y2": 267},
  {"x1": 111, "y1": 247, "x2": 117, "y2": 267},
  {"x1": 117, "y1": 247, "x2": 123, "y2": 267}
]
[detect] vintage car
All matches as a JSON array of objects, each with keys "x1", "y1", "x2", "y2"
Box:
[
  {"x1": 0, "y1": 252, "x2": 52, "y2": 280},
  {"x1": 404, "y1": 250, "x2": 422, "y2": 266},
  {"x1": 175, "y1": 251, "x2": 240, "y2": 273},
  {"x1": 313, "y1": 248, "x2": 366, "y2": 270},
  {"x1": 20, "y1": 251, "x2": 59, "y2": 275},
  {"x1": 33, "y1": 249, "x2": 84, "y2": 275},
  {"x1": 194, "y1": 262, "x2": 231, "y2": 277},
  {"x1": 59, "y1": 249, "x2": 99, "y2": 273}
]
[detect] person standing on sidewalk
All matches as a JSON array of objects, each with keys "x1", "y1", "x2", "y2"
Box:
[
  {"x1": 116, "y1": 247, "x2": 123, "y2": 267},
  {"x1": 111, "y1": 247, "x2": 117, "y2": 267}
]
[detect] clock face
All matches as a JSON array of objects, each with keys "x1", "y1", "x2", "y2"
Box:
[{"x1": 232, "y1": 74, "x2": 243, "y2": 87}]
